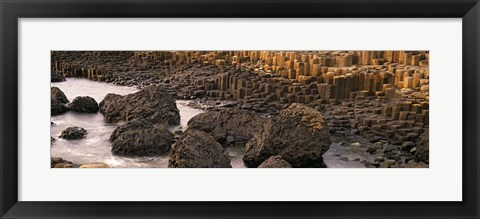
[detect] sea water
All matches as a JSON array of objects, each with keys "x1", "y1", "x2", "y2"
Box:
[{"x1": 51, "y1": 78, "x2": 246, "y2": 168}]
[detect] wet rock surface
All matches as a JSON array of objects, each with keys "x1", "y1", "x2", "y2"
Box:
[
  {"x1": 59, "y1": 126, "x2": 87, "y2": 139},
  {"x1": 51, "y1": 157, "x2": 110, "y2": 168},
  {"x1": 51, "y1": 101, "x2": 69, "y2": 116},
  {"x1": 258, "y1": 155, "x2": 292, "y2": 168},
  {"x1": 100, "y1": 86, "x2": 180, "y2": 125},
  {"x1": 110, "y1": 120, "x2": 174, "y2": 156},
  {"x1": 244, "y1": 104, "x2": 331, "y2": 168},
  {"x1": 68, "y1": 96, "x2": 99, "y2": 113},
  {"x1": 51, "y1": 72, "x2": 66, "y2": 82},
  {"x1": 187, "y1": 108, "x2": 265, "y2": 146},
  {"x1": 98, "y1": 93, "x2": 123, "y2": 122},
  {"x1": 51, "y1": 87, "x2": 69, "y2": 104},
  {"x1": 168, "y1": 130, "x2": 231, "y2": 168},
  {"x1": 51, "y1": 51, "x2": 430, "y2": 168},
  {"x1": 51, "y1": 157, "x2": 79, "y2": 168},
  {"x1": 110, "y1": 119, "x2": 153, "y2": 141},
  {"x1": 51, "y1": 86, "x2": 70, "y2": 116}
]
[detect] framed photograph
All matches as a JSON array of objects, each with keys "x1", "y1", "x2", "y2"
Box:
[{"x1": 1, "y1": 0, "x2": 479, "y2": 218}]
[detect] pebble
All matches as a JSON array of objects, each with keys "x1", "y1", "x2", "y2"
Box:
[{"x1": 226, "y1": 135, "x2": 235, "y2": 143}]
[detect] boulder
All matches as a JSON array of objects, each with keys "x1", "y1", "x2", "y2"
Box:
[
  {"x1": 51, "y1": 157, "x2": 79, "y2": 168},
  {"x1": 110, "y1": 119, "x2": 153, "y2": 142},
  {"x1": 99, "y1": 93, "x2": 123, "y2": 122},
  {"x1": 258, "y1": 155, "x2": 292, "y2": 168},
  {"x1": 51, "y1": 87, "x2": 69, "y2": 103},
  {"x1": 79, "y1": 163, "x2": 110, "y2": 168},
  {"x1": 243, "y1": 103, "x2": 331, "y2": 168},
  {"x1": 187, "y1": 108, "x2": 265, "y2": 145},
  {"x1": 51, "y1": 157, "x2": 64, "y2": 166},
  {"x1": 51, "y1": 157, "x2": 109, "y2": 168},
  {"x1": 51, "y1": 101, "x2": 69, "y2": 116},
  {"x1": 99, "y1": 86, "x2": 180, "y2": 125},
  {"x1": 59, "y1": 127, "x2": 87, "y2": 139},
  {"x1": 53, "y1": 163, "x2": 74, "y2": 168},
  {"x1": 68, "y1": 96, "x2": 99, "y2": 113},
  {"x1": 51, "y1": 72, "x2": 66, "y2": 82},
  {"x1": 168, "y1": 130, "x2": 231, "y2": 168},
  {"x1": 110, "y1": 120, "x2": 174, "y2": 156},
  {"x1": 415, "y1": 129, "x2": 429, "y2": 163}
]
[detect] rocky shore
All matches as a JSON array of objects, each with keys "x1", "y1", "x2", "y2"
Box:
[
  {"x1": 51, "y1": 157, "x2": 110, "y2": 168},
  {"x1": 51, "y1": 51, "x2": 429, "y2": 168}
]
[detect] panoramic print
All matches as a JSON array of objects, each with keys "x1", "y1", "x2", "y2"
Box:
[{"x1": 50, "y1": 51, "x2": 429, "y2": 168}]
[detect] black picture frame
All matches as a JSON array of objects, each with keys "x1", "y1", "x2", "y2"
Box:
[{"x1": 1, "y1": 0, "x2": 479, "y2": 218}]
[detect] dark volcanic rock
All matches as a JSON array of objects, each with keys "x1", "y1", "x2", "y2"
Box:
[
  {"x1": 110, "y1": 120, "x2": 174, "y2": 156},
  {"x1": 99, "y1": 93, "x2": 123, "y2": 122},
  {"x1": 100, "y1": 86, "x2": 180, "y2": 125},
  {"x1": 51, "y1": 157, "x2": 108, "y2": 168},
  {"x1": 400, "y1": 141, "x2": 415, "y2": 151},
  {"x1": 51, "y1": 87, "x2": 69, "y2": 103},
  {"x1": 51, "y1": 72, "x2": 66, "y2": 82},
  {"x1": 243, "y1": 103, "x2": 331, "y2": 168},
  {"x1": 68, "y1": 96, "x2": 99, "y2": 113},
  {"x1": 187, "y1": 108, "x2": 265, "y2": 145},
  {"x1": 415, "y1": 129, "x2": 429, "y2": 163},
  {"x1": 258, "y1": 155, "x2": 292, "y2": 168},
  {"x1": 51, "y1": 157, "x2": 80, "y2": 168},
  {"x1": 51, "y1": 101, "x2": 69, "y2": 116},
  {"x1": 110, "y1": 119, "x2": 154, "y2": 142},
  {"x1": 51, "y1": 87, "x2": 70, "y2": 116},
  {"x1": 59, "y1": 126, "x2": 87, "y2": 139},
  {"x1": 168, "y1": 130, "x2": 231, "y2": 168}
]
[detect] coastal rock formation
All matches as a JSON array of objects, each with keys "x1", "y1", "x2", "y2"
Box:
[
  {"x1": 99, "y1": 86, "x2": 180, "y2": 125},
  {"x1": 415, "y1": 128, "x2": 429, "y2": 163},
  {"x1": 79, "y1": 163, "x2": 110, "y2": 168},
  {"x1": 258, "y1": 155, "x2": 292, "y2": 168},
  {"x1": 51, "y1": 87, "x2": 70, "y2": 116},
  {"x1": 59, "y1": 127, "x2": 88, "y2": 139},
  {"x1": 51, "y1": 157, "x2": 110, "y2": 168},
  {"x1": 168, "y1": 130, "x2": 231, "y2": 168},
  {"x1": 51, "y1": 87, "x2": 69, "y2": 103},
  {"x1": 110, "y1": 119, "x2": 152, "y2": 141},
  {"x1": 51, "y1": 72, "x2": 66, "y2": 82},
  {"x1": 110, "y1": 120, "x2": 174, "y2": 156},
  {"x1": 52, "y1": 163, "x2": 75, "y2": 168},
  {"x1": 187, "y1": 108, "x2": 265, "y2": 145},
  {"x1": 244, "y1": 103, "x2": 331, "y2": 168},
  {"x1": 52, "y1": 51, "x2": 429, "y2": 147},
  {"x1": 51, "y1": 101, "x2": 69, "y2": 116},
  {"x1": 99, "y1": 93, "x2": 123, "y2": 121},
  {"x1": 68, "y1": 96, "x2": 99, "y2": 113},
  {"x1": 51, "y1": 157, "x2": 79, "y2": 168},
  {"x1": 51, "y1": 51, "x2": 430, "y2": 168}
]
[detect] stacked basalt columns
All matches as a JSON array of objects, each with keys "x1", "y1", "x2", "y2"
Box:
[{"x1": 51, "y1": 51, "x2": 429, "y2": 116}]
